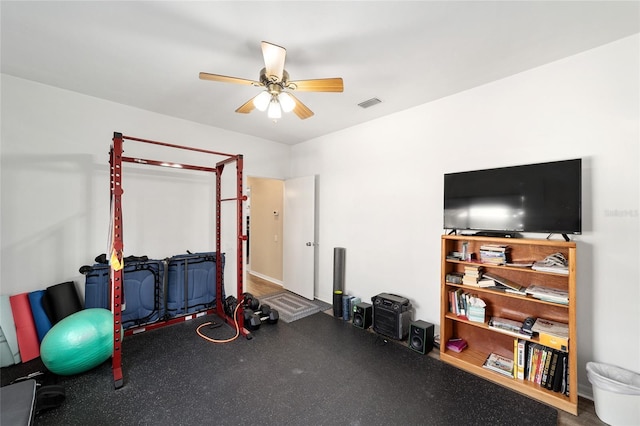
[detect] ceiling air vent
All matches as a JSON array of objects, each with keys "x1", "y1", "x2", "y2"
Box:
[{"x1": 358, "y1": 98, "x2": 382, "y2": 109}]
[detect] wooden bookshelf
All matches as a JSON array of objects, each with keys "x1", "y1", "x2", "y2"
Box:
[{"x1": 440, "y1": 235, "x2": 577, "y2": 415}]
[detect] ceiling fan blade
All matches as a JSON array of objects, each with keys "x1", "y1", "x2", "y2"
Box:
[
  {"x1": 288, "y1": 78, "x2": 344, "y2": 92},
  {"x1": 287, "y1": 92, "x2": 314, "y2": 120},
  {"x1": 261, "y1": 41, "x2": 286, "y2": 82},
  {"x1": 199, "y1": 72, "x2": 260, "y2": 86},
  {"x1": 235, "y1": 95, "x2": 258, "y2": 114}
]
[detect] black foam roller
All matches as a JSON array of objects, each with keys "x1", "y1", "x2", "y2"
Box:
[
  {"x1": 333, "y1": 247, "x2": 346, "y2": 318},
  {"x1": 42, "y1": 281, "x2": 83, "y2": 324},
  {"x1": 333, "y1": 247, "x2": 346, "y2": 292},
  {"x1": 333, "y1": 292, "x2": 343, "y2": 318}
]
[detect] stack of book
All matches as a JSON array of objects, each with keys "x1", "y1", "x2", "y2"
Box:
[
  {"x1": 514, "y1": 339, "x2": 569, "y2": 395},
  {"x1": 479, "y1": 244, "x2": 510, "y2": 265},
  {"x1": 531, "y1": 318, "x2": 569, "y2": 352},
  {"x1": 462, "y1": 265, "x2": 495, "y2": 288},
  {"x1": 525, "y1": 285, "x2": 569, "y2": 305},
  {"x1": 482, "y1": 352, "x2": 514, "y2": 377},
  {"x1": 462, "y1": 265, "x2": 483, "y2": 286},
  {"x1": 446, "y1": 338, "x2": 468, "y2": 353}
]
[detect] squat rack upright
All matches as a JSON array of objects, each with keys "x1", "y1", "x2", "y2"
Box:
[{"x1": 109, "y1": 132, "x2": 247, "y2": 389}]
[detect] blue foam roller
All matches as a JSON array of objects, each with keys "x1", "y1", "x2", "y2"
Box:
[
  {"x1": 28, "y1": 290, "x2": 52, "y2": 342},
  {"x1": 40, "y1": 308, "x2": 114, "y2": 376}
]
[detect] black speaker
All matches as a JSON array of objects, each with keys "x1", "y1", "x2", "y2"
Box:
[
  {"x1": 408, "y1": 320, "x2": 434, "y2": 354},
  {"x1": 371, "y1": 293, "x2": 412, "y2": 340},
  {"x1": 352, "y1": 302, "x2": 372, "y2": 329}
]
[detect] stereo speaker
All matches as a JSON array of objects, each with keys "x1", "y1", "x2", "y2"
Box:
[
  {"x1": 352, "y1": 302, "x2": 372, "y2": 329},
  {"x1": 371, "y1": 293, "x2": 412, "y2": 340},
  {"x1": 408, "y1": 320, "x2": 434, "y2": 354}
]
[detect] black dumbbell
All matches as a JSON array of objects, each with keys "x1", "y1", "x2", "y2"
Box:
[
  {"x1": 241, "y1": 293, "x2": 260, "y2": 311},
  {"x1": 258, "y1": 304, "x2": 271, "y2": 316},
  {"x1": 255, "y1": 305, "x2": 278, "y2": 325},
  {"x1": 242, "y1": 308, "x2": 262, "y2": 331},
  {"x1": 265, "y1": 309, "x2": 279, "y2": 324},
  {"x1": 244, "y1": 305, "x2": 279, "y2": 330}
]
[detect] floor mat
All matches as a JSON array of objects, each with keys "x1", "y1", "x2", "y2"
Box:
[{"x1": 258, "y1": 291, "x2": 331, "y2": 323}]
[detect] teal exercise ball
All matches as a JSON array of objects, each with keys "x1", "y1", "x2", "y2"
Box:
[{"x1": 41, "y1": 308, "x2": 115, "y2": 375}]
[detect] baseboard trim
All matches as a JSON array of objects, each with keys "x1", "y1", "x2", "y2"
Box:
[{"x1": 248, "y1": 271, "x2": 284, "y2": 287}]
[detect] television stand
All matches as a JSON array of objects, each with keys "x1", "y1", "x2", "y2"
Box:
[{"x1": 472, "y1": 231, "x2": 522, "y2": 239}]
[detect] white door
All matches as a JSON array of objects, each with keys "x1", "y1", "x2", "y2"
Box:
[{"x1": 283, "y1": 175, "x2": 316, "y2": 300}]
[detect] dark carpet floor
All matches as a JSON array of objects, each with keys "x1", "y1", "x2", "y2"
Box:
[{"x1": 1, "y1": 312, "x2": 557, "y2": 425}]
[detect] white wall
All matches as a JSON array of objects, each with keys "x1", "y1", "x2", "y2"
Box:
[
  {"x1": 291, "y1": 35, "x2": 639, "y2": 398},
  {"x1": 0, "y1": 75, "x2": 290, "y2": 299}
]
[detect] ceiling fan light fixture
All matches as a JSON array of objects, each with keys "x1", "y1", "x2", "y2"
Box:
[
  {"x1": 279, "y1": 92, "x2": 295, "y2": 113},
  {"x1": 200, "y1": 41, "x2": 342, "y2": 121},
  {"x1": 267, "y1": 99, "x2": 282, "y2": 119},
  {"x1": 253, "y1": 91, "x2": 271, "y2": 111}
]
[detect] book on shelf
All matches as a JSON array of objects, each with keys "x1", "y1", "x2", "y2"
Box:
[
  {"x1": 445, "y1": 338, "x2": 468, "y2": 353},
  {"x1": 516, "y1": 339, "x2": 526, "y2": 380},
  {"x1": 558, "y1": 351, "x2": 569, "y2": 395},
  {"x1": 482, "y1": 352, "x2": 514, "y2": 377},
  {"x1": 525, "y1": 284, "x2": 568, "y2": 304},
  {"x1": 476, "y1": 277, "x2": 496, "y2": 287},
  {"x1": 464, "y1": 265, "x2": 483, "y2": 274},
  {"x1": 536, "y1": 348, "x2": 549, "y2": 384},
  {"x1": 505, "y1": 261, "x2": 534, "y2": 268},
  {"x1": 532, "y1": 317, "x2": 569, "y2": 351},
  {"x1": 531, "y1": 318, "x2": 569, "y2": 338},
  {"x1": 545, "y1": 350, "x2": 560, "y2": 390},
  {"x1": 479, "y1": 244, "x2": 509, "y2": 252},
  {"x1": 541, "y1": 347, "x2": 555, "y2": 388},
  {"x1": 531, "y1": 261, "x2": 569, "y2": 275},
  {"x1": 462, "y1": 276, "x2": 481, "y2": 286},
  {"x1": 482, "y1": 272, "x2": 527, "y2": 294}
]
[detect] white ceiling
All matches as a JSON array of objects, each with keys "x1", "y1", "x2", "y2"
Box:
[{"x1": 2, "y1": 1, "x2": 639, "y2": 145}]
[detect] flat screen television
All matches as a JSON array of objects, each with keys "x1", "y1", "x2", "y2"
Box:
[{"x1": 443, "y1": 159, "x2": 582, "y2": 237}]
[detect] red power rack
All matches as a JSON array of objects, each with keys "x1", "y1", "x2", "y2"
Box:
[{"x1": 109, "y1": 132, "x2": 247, "y2": 389}]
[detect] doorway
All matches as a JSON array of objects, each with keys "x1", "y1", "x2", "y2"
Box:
[
  {"x1": 246, "y1": 175, "x2": 317, "y2": 300},
  {"x1": 246, "y1": 177, "x2": 284, "y2": 286}
]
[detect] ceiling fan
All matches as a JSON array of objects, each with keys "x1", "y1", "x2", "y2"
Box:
[{"x1": 199, "y1": 41, "x2": 343, "y2": 120}]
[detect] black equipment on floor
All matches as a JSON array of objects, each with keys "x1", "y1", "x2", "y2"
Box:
[
  {"x1": 408, "y1": 320, "x2": 434, "y2": 354},
  {"x1": 352, "y1": 302, "x2": 372, "y2": 329},
  {"x1": 371, "y1": 293, "x2": 412, "y2": 340},
  {"x1": 241, "y1": 293, "x2": 279, "y2": 331}
]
